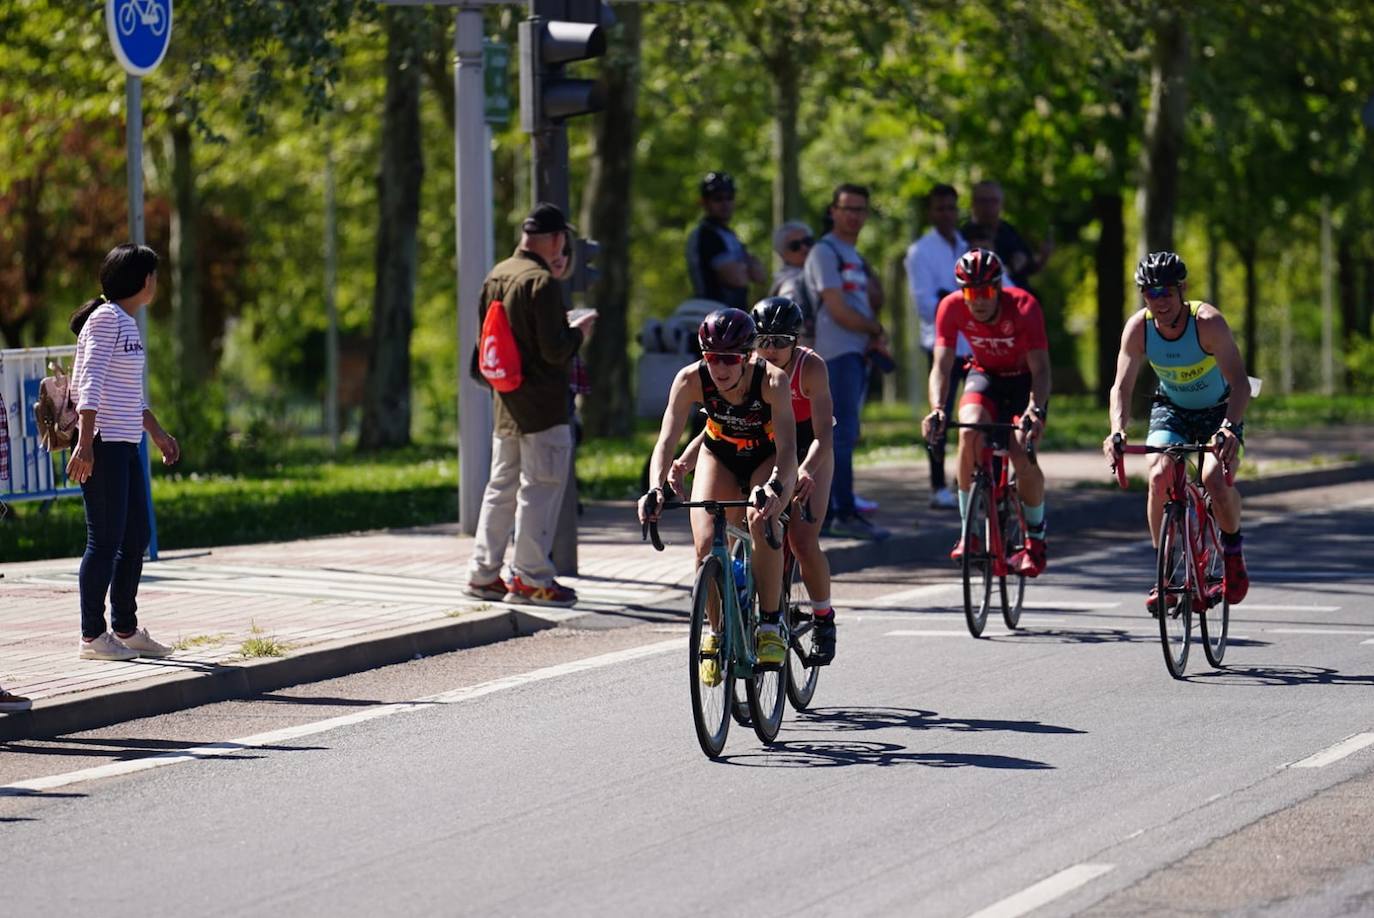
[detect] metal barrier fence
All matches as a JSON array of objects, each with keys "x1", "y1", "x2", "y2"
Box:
[{"x1": 1, "y1": 345, "x2": 81, "y2": 505}]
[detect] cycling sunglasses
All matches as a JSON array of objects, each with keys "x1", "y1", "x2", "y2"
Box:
[
  {"x1": 756, "y1": 334, "x2": 797, "y2": 350},
  {"x1": 786, "y1": 236, "x2": 815, "y2": 252},
  {"x1": 962, "y1": 285, "x2": 999, "y2": 301},
  {"x1": 1142, "y1": 285, "x2": 1172, "y2": 300},
  {"x1": 702, "y1": 351, "x2": 748, "y2": 366}
]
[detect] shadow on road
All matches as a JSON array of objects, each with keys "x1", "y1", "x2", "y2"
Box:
[
  {"x1": 720, "y1": 740, "x2": 1054, "y2": 770},
  {"x1": 1186, "y1": 664, "x2": 1374, "y2": 688},
  {"x1": 0, "y1": 735, "x2": 325, "y2": 764},
  {"x1": 789, "y1": 706, "x2": 1085, "y2": 736}
]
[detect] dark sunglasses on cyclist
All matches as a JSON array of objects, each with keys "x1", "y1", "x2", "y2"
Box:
[
  {"x1": 702, "y1": 351, "x2": 747, "y2": 366},
  {"x1": 962, "y1": 285, "x2": 998, "y2": 301},
  {"x1": 786, "y1": 236, "x2": 814, "y2": 252},
  {"x1": 1142, "y1": 285, "x2": 1172, "y2": 300},
  {"x1": 708, "y1": 193, "x2": 735, "y2": 204},
  {"x1": 756, "y1": 334, "x2": 797, "y2": 350}
]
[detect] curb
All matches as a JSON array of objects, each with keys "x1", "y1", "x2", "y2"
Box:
[{"x1": 0, "y1": 607, "x2": 554, "y2": 743}]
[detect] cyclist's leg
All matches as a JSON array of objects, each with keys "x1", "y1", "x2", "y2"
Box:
[
  {"x1": 1004, "y1": 377, "x2": 1048, "y2": 574},
  {"x1": 1202, "y1": 428, "x2": 1248, "y2": 603},
  {"x1": 1145, "y1": 399, "x2": 1190, "y2": 548},
  {"x1": 746, "y1": 454, "x2": 787, "y2": 617},
  {"x1": 788, "y1": 456, "x2": 833, "y2": 609},
  {"x1": 955, "y1": 371, "x2": 995, "y2": 522}
]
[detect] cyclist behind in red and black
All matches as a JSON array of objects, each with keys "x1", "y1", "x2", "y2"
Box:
[
  {"x1": 1102, "y1": 251, "x2": 1250, "y2": 612},
  {"x1": 638, "y1": 308, "x2": 798, "y2": 669},
  {"x1": 921, "y1": 248, "x2": 1052, "y2": 576},
  {"x1": 668, "y1": 297, "x2": 838, "y2": 665}
]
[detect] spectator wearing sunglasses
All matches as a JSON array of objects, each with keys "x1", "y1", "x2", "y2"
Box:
[
  {"x1": 768, "y1": 221, "x2": 817, "y2": 346},
  {"x1": 906, "y1": 183, "x2": 974, "y2": 511},
  {"x1": 686, "y1": 171, "x2": 765, "y2": 310}
]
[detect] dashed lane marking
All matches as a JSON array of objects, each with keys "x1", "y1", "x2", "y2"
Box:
[
  {"x1": 965, "y1": 863, "x2": 1116, "y2": 918},
  {"x1": 1287, "y1": 733, "x2": 1374, "y2": 769}
]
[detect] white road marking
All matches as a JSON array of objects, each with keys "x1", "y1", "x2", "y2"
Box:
[
  {"x1": 1288, "y1": 733, "x2": 1374, "y2": 769},
  {"x1": 886, "y1": 630, "x2": 986, "y2": 637},
  {"x1": 854, "y1": 614, "x2": 1066, "y2": 623},
  {"x1": 1021, "y1": 601, "x2": 1121, "y2": 610},
  {"x1": 1267, "y1": 628, "x2": 1374, "y2": 636},
  {"x1": 0, "y1": 639, "x2": 682, "y2": 797},
  {"x1": 965, "y1": 863, "x2": 1115, "y2": 918},
  {"x1": 1242, "y1": 605, "x2": 1341, "y2": 612}
]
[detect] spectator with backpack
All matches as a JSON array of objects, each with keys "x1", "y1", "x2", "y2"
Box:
[
  {"x1": 768, "y1": 221, "x2": 816, "y2": 346},
  {"x1": 466, "y1": 203, "x2": 596, "y2": 608}
]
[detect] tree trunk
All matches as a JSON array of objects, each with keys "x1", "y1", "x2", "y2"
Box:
[
  {"x1": 1239, "y1": 239, "x2": 1258, "y2": 377},
  {"x1": 1138, "y1": 11, "x2": 1188, "y2": 255},
  {"x1": 580, "y1": 4, "x2": 641, "y2": 438},
  {"x1": 359, "y1": 8, "x2": 424, "y2": 451},
  {"x1": 1338, "y1": 234, "x2": 1358, "y2": 387},
  {"x1": 169, "y1": 116, "x2": 203, "y2": 386},
  {"x1": 1094, "y1": 192, "x2": 1125, "y2": 406},
  {"x1": 771, "y1": 50, "x2": 803, "y2": 228},
  {"x1": 1363, "y1": 257, "x2": 1374, "y2": 337}
]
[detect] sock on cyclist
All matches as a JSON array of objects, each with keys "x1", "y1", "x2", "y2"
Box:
[
  {"x1": 1221, "y1": 528, "x2": 1243, "y2": 554},
  {"x1": 760, "y1": 609, "x2": 781, "y2": 627},
  {"x1": 958, "y1": 488, "x2": 970, "y2": 522},
  {"x1": 813, "y1": 601, "x2": 834, "y2": 620},
  {"x1": 1024, "y1": 501, "x2": 1045, "y2": 532}
]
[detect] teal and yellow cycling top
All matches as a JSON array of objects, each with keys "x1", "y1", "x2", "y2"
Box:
[{"x1": 1144, "y1": 301, "x2": 1228, "y2": 409}]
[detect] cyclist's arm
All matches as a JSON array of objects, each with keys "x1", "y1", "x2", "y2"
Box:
[
  {"x1": 801, "y1": 357, "x2": 834, "y2": 473},
  {"x1": 819, "y1": 287, "x2": 882, "y2": 335},
  {"x1": 927, "y1": 345, "x2": 957, "y2": 413},
  {"x1": 1197, "y1": 306, "x2": 1251, "y2": 424},
  {"x1": 1108, "y1": 312, "x2": 1147, "y2": 435},
  {"x1": 1026, "y1": 348, "x2": 1052, "y2": 416},
  {"x1": 762, "y1": 366, "x2": 798, "y2": 495},
  {"x1": 648, "y1": 365, "x2": 702, "y2": 493}
]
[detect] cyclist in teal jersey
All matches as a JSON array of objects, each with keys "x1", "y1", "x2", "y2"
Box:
[{"x1": 1103, "y1": 251, "x2": 1252, "y2": 610}]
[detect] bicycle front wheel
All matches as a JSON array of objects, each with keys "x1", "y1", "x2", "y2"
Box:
[
  {"x1": 783, "y1": 556, "x2": 820, "y2": 710},
  {"x1": 1199, "y1": 511, "x2": 1230, "y2": 667},
  {"x1": 746, "y1": 652, "x2": 786, "y2": 745},
  {"x1": 999, "y1": 490, "x2": 1028, "y2": 630},
  {"x1": 962, "y1": 478, "x2": 993, "y2": 638},
  {"x1": 689, "y1": 556, "x2": 733, "y2": 757},
  {"x1": 1157, "y1": 504, "x2": 1192, "y2": 678}
]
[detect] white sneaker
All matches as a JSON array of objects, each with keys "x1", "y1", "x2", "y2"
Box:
[
  {"x1": 117, "y1": 627, "x2": 173, "y2": 658},
  {"x1": 79, "y1": 632, "x2": 139, "y2": 662},
  {"x1": 929, "y1": 487, "x2": 958, "y2": 510}
]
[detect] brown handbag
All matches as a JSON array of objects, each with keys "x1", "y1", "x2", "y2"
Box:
[{"x1": 33, "y1": 360, "x2": 79, "y2": 452}]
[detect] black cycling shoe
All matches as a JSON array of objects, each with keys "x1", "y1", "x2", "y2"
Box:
[{"x1": 810, "y1": 615, "x2": 837, "y2": 666}]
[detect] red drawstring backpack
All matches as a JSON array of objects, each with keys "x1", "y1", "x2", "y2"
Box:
[{"x1": 477, "y1": 299, "x2": 523, "y2": 392}]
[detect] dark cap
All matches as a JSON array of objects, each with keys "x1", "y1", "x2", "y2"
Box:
[{"x1": 522, "y1": 202, "x2": 571, "y2": 235}]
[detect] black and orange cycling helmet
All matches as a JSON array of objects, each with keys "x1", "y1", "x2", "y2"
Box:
[
  {"x1": 698, "y1": 308, "x2": 756, "y2": 353},
  {"x1": 955, "y1": 247, "x2": 1004, "y2": 288}
]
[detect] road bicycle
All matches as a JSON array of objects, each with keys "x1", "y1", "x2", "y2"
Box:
[
  {"x1": 934, "y1": 421, "x2": 1036, "y2": 638},
  {"x1": 117, "y1": 0, "x2": 169, "y2": 37},
  {"x1": 1111, "y1": 436, "x2": 1233, "y2": 678},
  {"x1": 644, "y1": 493, "x2": 786, "y2": 758}
]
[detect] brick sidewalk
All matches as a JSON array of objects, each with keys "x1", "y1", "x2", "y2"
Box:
[{"x1": 1, "y1": 431, "x2": 1368, "y2": 727}]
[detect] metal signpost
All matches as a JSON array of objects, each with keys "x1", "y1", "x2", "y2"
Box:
[{"x1": 106, "y1": 0, "x2": 172, "y2": 560}]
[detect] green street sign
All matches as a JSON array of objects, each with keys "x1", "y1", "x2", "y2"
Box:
[{"x1": 484, "y1": 40, "x2": 510, "y2": 125}]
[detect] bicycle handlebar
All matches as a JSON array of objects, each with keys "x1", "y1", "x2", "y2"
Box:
[
  {"x1": 1109, "y1": 434, "x2": 1235, "y2": 489},
  {"x1": 640, "y1": 489, "x2": 780, "y2": 552}
]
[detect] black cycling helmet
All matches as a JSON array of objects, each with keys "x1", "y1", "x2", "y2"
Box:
[
  {"x1": 750, "y1": 296, "x2": 804, "y2": 337},
  {"x1": 955, "y1": 247, "x2": 1004, "y2": 288},
  {"x1": 1135, "y1": 251, "x2": 1188, "y2": 288},
  {"x1": 698, "y1": 308, "x2": 756, "y2": 353},
  {"x1": 700, "y1": 171, "x2": 735, "y2": 197}
]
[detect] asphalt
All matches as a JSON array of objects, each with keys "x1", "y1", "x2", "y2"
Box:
[{"x1": 2, "y1": 481, "x2": 1373, "y2": 916}]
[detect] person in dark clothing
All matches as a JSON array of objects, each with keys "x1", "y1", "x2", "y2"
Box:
[
  {"x1": 961, "y1": 180, "x2": 1053, "y2": 292},
  {"x1": 685, "y1": 171, "x2": 765, "y2": 309}
]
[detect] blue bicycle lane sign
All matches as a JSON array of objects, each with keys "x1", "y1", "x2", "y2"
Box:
[{"x1": 106, "y1": 0, "x2": 173, "y2": 75}]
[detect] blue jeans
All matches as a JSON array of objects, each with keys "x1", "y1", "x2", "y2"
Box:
[
  {"x1": 79, "y1": 437, "x2": 150, "y2": 639},
  {"x1": 827, "y1": 352, "x2": 868, "y2": 518}
]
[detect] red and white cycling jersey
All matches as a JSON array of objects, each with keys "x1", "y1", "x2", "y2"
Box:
[{"x1": 935, "y1": 286, "x2": 1048, "y2": 375}]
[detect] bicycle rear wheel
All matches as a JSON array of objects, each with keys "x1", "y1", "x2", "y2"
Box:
[
  {"x1": 783, "y1": 556, "x2": 820, "y2": 710},
  {"x1": 689, "y1": 556, "x2": 733, "y2": 757},
  {"x1": 999, "y1": 490, "x2": 1028, "y2": 630},
  {"x1": 1199, "y1": 510, "x2": 1230, "y2": 667},
  {"x1": 1157, "y1": 504, "x2": 1192, "y2": 678},
  {"x1": 962, "y1": 478, "x2": 993, "y2": 638}
]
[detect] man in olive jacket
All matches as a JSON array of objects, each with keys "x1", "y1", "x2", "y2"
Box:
[{"x1": 466, "y1": 203, "x2": 597, "y2": 607}]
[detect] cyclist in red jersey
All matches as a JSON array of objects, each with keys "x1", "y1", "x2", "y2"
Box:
[
  {"x1": 671, "y1": 297, "x2": 838, "y2": 664},
  {"x1": 921, "y1": 248, "x2": 1052, "y2": 575}
]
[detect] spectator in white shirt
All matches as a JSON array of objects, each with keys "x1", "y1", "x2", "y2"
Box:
[
  {"x1": 66, "y1": 244, "x2": 181, "y2": 662},
  {"x1": 905, "y1": 184, "x2": 972, "y2": 510}
]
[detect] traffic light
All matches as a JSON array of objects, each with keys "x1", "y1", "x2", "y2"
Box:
[
  {"x1": 571, "y1": 237, "x2": 600, "y2": 293},
  {"x1": 519, "y1": 9, "x2": 609, "y2": 132}
]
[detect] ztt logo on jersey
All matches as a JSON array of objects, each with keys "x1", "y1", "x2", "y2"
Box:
[{"x1": 967, "y1": 333, "x2": 1017, "y2": 352}]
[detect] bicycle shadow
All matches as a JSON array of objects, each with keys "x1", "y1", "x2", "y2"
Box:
[
  {"x1": 788, "y1": 706, "x2": 1085, "y2": 736},
  {"x1": 1185, "y1": 665, "x2": 1374, "y2": 688},
  {"x1": 719, "y1": 740, "x2": 1054, "y2": 770},
  {"x1": 987, "y1": 628, "x2": 1270, "y2": 648}
]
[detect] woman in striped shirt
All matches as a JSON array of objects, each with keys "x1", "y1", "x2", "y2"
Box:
[{"x1": 66, "y1": 244, "x2": 181, "y2": 662}]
